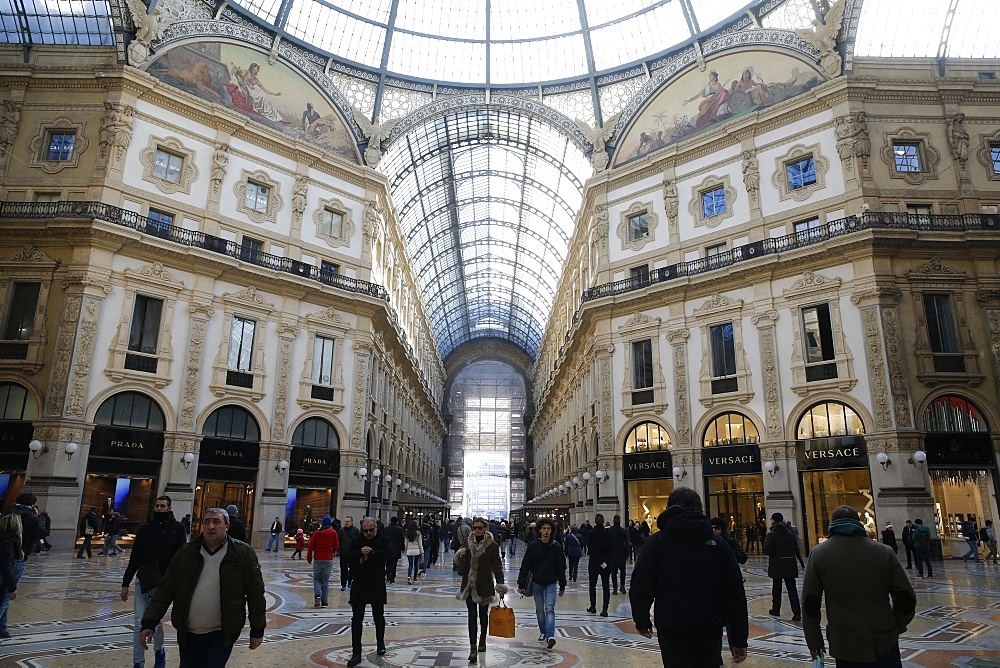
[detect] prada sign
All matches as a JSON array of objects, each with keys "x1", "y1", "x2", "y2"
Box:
[
  {"x1": 290, "y1": 446, "x2": 339, "y2": 475},
  {"x1": 623, "y1": 450, "x2": 674, "y2": 480},
  {"x1": 924, "y1": 434, "x2": 995, "y2": 469},
  {"x1": 90, "y1": 426, "x2": 164, "y2": 461},
  {"x1": 702, "y1": 444, "x2": 761, "y2": 476},
  {"x1": 796, "y1": 436, "x2": 868, "y2": 471},
  {"x1": 0, "y1": 421, "x2": 33, "y2": 469},
  {"x1": 198, "y1": 438, "x2": 260, "y2": 469}
]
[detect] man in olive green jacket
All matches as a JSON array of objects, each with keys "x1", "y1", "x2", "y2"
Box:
[
  {"x1": 802, "y1": 505, "x2": 915, "y2": 665},
  {"x1": 140, "y1": 507, "x2": 266, "y2": 666}
]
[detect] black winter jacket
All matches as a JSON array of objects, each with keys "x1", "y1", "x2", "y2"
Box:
[
  {"x1": 343, "y1": 532, "x2": 391, "y2": 605},
  {"x1": 122, "y1": 512, "x2": 187, "y2": 590},
  {"x1": 629, "y1": 506, "x2": 748, "y2": 648},
  {"x1": 764, "y1": 522, "x2": 802, "y2": 579},
  {"x1": 0, "y1": 529, "x2": 23, "y2": 592},
  {"x1": 517, "y1": 538, "x2": 567, "y2": 590},
  {"x1": 10, "y1": 504, "x2": 45, "y2": 558},
  {"x1": 141, "y1": 535, "x2": 266, "y2": 647},
  {"x1": 586, "y1": 524, "x2": 612, "y2": 570}
]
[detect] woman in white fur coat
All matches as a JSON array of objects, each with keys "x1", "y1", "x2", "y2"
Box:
[{"x1": 455, "y1": 516, "x2": 508, "y2": 663}]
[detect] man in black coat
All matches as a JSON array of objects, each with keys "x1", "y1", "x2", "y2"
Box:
[
  {"x1": 901, "y1": 520, "x2": 914, "y2": 569},
  {"x1": 121, "y1": 495, "x2": 187, "y2": 668},
  {"x1": 630, "y1": 487, "x2": 749, "y2": 665},
  {"x1": 343, "y1": 517, "x2": 391, "y2": 666},
  {"x1": 1, "y1": 493, "x2": 47, "y2": 635},
  {"x1": 763, "y1": 512, "x2": 803, "y2": 620},
  {"x1": 383, "y1": 516, "x2": 405, "y2": 584},
  {"x1": 225, "y1": 504, "x2": 249, "y2": 544},
  {"x1": 338, "y1": 515, "x2": 361, "y2": 590},
  {"x1": 608, "y1": 515, "x2": 629, "y2": 594},
  {"x1": 586, "y1": 513, "x2": 612, "y2": 616}
]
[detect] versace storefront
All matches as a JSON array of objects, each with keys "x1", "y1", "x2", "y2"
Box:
[
  {"x1": 622, "y1": 421, "x2": 674, "y2": 527},
  {"x1": 796, "y1": 401, "x2": 874, "y2": 549},
  {"x1": 702, "y1": 442, "x2": 764, "y2": 553}
]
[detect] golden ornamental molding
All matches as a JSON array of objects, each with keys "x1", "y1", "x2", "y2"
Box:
[{"x1": 904, "y1": 258, "x2": 965, "y2": 278}]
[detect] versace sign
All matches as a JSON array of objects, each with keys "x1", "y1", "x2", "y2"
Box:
[
  {"x1": 702, "y1": 444, "x2": 761, "y2": 476},
  {"x1": 796, "y1": 436, "x2": 868, "y2": 471},
  {"x1": 623, "y1": 450, "x2": 674, "y2": 480}
]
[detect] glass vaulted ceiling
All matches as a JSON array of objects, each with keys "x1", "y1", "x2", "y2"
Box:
[{"x1": 380, "y1": 108, "x2": 590, "y2": 359}]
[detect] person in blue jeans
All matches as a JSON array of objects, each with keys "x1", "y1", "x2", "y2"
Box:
[
  {"x1": 266, "y1": 517, "x2": 283, "y2": 552},
  {"x1": 516, "y1": 518, "x2": 567, "y2": 650},
  {"x1": 961, "y1": 520, "x2": 981, "y2": 563},
  {"x1": 0, "y1": 513, "x2": 24, "y2": 640}
]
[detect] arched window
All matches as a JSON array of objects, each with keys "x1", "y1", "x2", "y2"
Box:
[
  {"x1": 703, "y1": 412, "x2": 758, "y2": 447},
  {"x1": 923, "y1": 395, "x2": 988, "y2": 432},
  {"x1": 796, "y1": 402, "x2": 864, "y2": 439},
  {"x1": 0, "y1": 382, "x2": 37, "y2": 421},
  {"x1": 202, "y1": 405, "x2": 259, "y2": 441},
  {"x1": 624, "y1": 421, "x2": 671, "y2": 453},
  {"x1": 94, "y1": 392, "x2": 164, "y2": 430},
  {"x1": 292, "y1": 417, "x2": 339, "y2": 449}
]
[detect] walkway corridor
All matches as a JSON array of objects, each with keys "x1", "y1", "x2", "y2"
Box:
[{"x1": 1, "y1": 546, "x2": 998, "y2": 666}]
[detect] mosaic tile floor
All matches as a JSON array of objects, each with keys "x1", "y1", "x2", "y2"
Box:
[{"x1": 1, "y1": 546, "x2": 999, "y2": 667}]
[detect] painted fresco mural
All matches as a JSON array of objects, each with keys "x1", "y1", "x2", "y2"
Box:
[
  {"x1": 148, "y1": 42, "x2": 358, "y2": 164},
  {"x1": 614, "y1": 50, "x2": 825, "y2": 167}
]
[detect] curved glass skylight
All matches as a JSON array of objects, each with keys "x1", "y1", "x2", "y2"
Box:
[
  {"x1": 380, "y1": 107, "x2": 590, "y2": 359},
  {"x1": 854, "y1": 0, "x2": 996, "y2": 59},
  {"x1": 232, "y1": 0, "x2": 752, "y2": 86}
]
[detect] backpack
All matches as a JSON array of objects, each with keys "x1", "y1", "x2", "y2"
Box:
[
  {"x1": 914, "y1": 527, "x2": 931, "y2": 549},
  {"x1": 980, "y1": 526, "x2": 990, "y2": 543}
]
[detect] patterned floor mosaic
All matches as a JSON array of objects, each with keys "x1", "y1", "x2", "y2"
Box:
[{"x1": 1, "y1": 546, "x2": 999, "y2": 666}]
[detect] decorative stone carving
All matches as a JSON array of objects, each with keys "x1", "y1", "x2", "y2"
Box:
[
  {"x1": 672, "y1": 342, "x2": 690, "y2": 445},
  {"x1": 312, "y1": 197, "x2": 356, "y2": 249},
  {"x1": 210, "y1": 145, "x2": 228, "y2": 195},
  {"x1": 574, "y1": 112, "x2": 621, "y2": 173},
  {"x1": 28, "y1": 116, "x2": 90, "y2": 174},
  {"x1": 66, "y1": 296, "x2": 103, "y2": 418},
  {"x1": 741, "y1": 149, "x2": 760, "y2": 203},
  {"x1": 352, "y1": 110, "x2": 399, "y2": 168},
  {"x1": 291, "y1": 174, "x2": 308, "y2": 226},
  {"x1": 794, "y1": 0, "x2": 846, "y2": 77},
  {"x1": 834, "y1": 111, "x2": 871, "y2": 170},
  {"x1": 662, "y1": 177, "x2": 679, "y2": 228},
  {"x1": 616, "y1": 201, "x2": 659, "y2": 252},
  {"x1": 139, "y1": 135, "x2": 199, "y2": 194},
  {"x1": 771, "y1": 143, "x2": 830, "y2": 202},
  {"x1": 0, "y1": 100, "x2": 21, "y2": 169},
  {"x1": 688, "y1": 174, "x2": 736, "y2": 228},
  {"x1": 234, "y1": 169, "x2": 283, "y2": 225},
  {"x1": 860, "y1": 307, "x2": 893, "y2": 429},
  {"x1": 758, "y1": 325, "x2": 782, "y2": 439},
  {"x1": 45, "y1": 296, "x2": 82, "y2": 416},
  {"x1": 880, "y1": 307, "x2": 913, "y2": 428},
  {"x1": 179, "y1": 319, "x2": 206, "y2": 430},
  {"x1": 947, "y1": 113, "x2": 969, "y2": 169},
  {"x1": 881, "y1": 127, "x2": 940, "y2": 186}
]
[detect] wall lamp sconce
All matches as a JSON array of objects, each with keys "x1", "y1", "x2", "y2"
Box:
[
  {"x1": 394, "y1": 478, "x2": 402, "y2": 488},
  {"x1": 355, "y1": 466, "x2": 368, "y2": 481},
  {"x1": 180, "y1": 451, "x2": 195, "y2": 469},
  {"x1": 572, "y1": 476, "x2": 581, "y2": 488},
  {"x1": 64, "y1": 442, "x2": 79, "y2": 461},
  {"x1": 595, "y1": 469, "x2": 607, "y2": 482},
  {"x1": 384, "y1": 474, "x2": 393, "y2": 485},
  {"x1": 763, "y1": 460, "x2": 780, "y2": 478},
  {"x1": 876, "y1": 452, "x2": 892, "y2": 471},
  {"x1": 582, "y1": 471, "x2": 592, "y2": 485},
  {"x1": 908, "y1": 450, "x2": 927, "y2": 470},
  {"x1": 28, "y1": 439, "x2": 49, "y2": 459},
  {"x1": 672, "y1": 465, "x2": 687, "y2": 482},
  {"x1": 274, "y1": 459, "x2": 289, "y2": 475}
]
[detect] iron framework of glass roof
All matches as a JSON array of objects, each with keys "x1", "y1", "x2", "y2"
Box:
[{"x1": 5, "y1": 0, "x2": 1000, "y2": 362}]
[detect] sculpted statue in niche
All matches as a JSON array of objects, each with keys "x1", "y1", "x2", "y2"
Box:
[
  {"x1": 741, "y1": 150, "x2": 760, "y2": 201},
  {"x1": 947, "y1": 113, "x2": 969, "y2": 166}
]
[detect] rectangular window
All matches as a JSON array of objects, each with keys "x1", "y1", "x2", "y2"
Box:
[
  {"x1": 630, "y1": 265, "x2": 649, "y2": 281},
  {"x1": 321, "y1": 260, "x2": 339, "y2": 275},
  {"x1": 128, "y1": 295, "x2": 163, "y2": 355},
  {"x1": 152, "y1": 149, "x2": 184, "y2": 184},
  {"x1": 245, "y1": 183, "x2": 269, "y2": 213},
  {"x1": 324, "y1": 209, "x2": 344, "y2": 238},
  {"x1": 46, "y1": 132, "x2": 76, "y2": 160},
  {"x1": 786, "y1": 156, "x2": 817, "y2": 189},
  {"x1": 702, "y1": 187, "x2": 726, "y2": 218},
  {"x1": 631, "y1": 339, "x2": 653, "y2": 405},
  {"x1": 240, "y1": 236, "x2": 262, "y2": 263},
  {"x1": 3, "y1": 282, "x2": 41, "y2": 340},
  {"x1": 312, "y1": 335, "x2": 335, "y2": 385},
  {"x1": 228, "y1": 316, "x2": 256, "y2": 371},
  {"x1": 794, "y1": 217, "x2": 822, "y2": 242},
  {"x1": 33, "y1": 192, "x2": 61, "y2": 202},
  {"x1": 706, "y1": 243, "x2": 727, "y2": 267},
  {"x1": 990, "y1": 143, "x2": 1000, "y2": 175},
  {"x1": 146, "y1": 209, "x2": 173, "y2": 236},
  {"x1": 892, "y1": 142, "x2": 923, "y2": 172},
  {"x1": 923, "y1": 293, "x2": 964, "y2": 372},
  {"x1": 628, "y1": 211, "x2": 649, "y2": 241},
  {"x1": 710, "y1": 323, "x2": 737, "y2": 394},
  {"x1": 907, "y1": 204, "x2": 932, "y2": 216}
]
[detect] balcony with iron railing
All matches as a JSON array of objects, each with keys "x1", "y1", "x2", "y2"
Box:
[{"x1": 0, "y1": 200, "x2": 390, "y2": 301}]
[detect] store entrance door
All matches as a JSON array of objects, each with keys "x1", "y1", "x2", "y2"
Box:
[
  {"x1": 193, "y1": 481, "x2": 254, "y2": 538},
  {"x1": 706, "y1": 475, "x2": 765, "y2": 554}
]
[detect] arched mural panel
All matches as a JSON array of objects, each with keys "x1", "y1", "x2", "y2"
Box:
[
  {"x1": 147, "y1": 41, "x2": 358, "y2": 163},
  {"x1": 614, "y1": 49, "x2": 825, "y2": 167}
]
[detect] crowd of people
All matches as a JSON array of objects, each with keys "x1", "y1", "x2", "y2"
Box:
[{"x1": 2, "y1": 493, "x2": 999, "y2": 666}]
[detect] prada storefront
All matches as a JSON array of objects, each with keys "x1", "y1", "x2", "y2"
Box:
[
  {"x1": 82, "y1": 392, "x2": 165, "y2": 534},
  {"x1": 194, "y1": 405, "x2": 260, "y2": 540},
  {"x1": 922, "y1": 395, "x2": 1000, "y2": 557},
  {"x1": 0, "y1": 382, "x2": 38, "y2": 512},
  {"x1": 286, "y1": 417, "x2": 341, "y2": 534},
  {"x1": 796, "y1": 401, "x2": 873, "y2": 549},
  {"x1": 623, "y1": 421, "x2": 675, "y2": 527}
]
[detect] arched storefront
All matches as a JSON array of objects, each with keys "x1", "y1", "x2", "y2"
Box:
[
  {"x1": 0, "y1": 382, "x2": 38, "y2": 512},
  {"x1": 701, "y1": 412, "x2": 764, "y2": 554},
  {"x1": 922, "y1": 395, "x2": 999, "y2": 558},
  {"x1": 84, "y1": 391, "x2": 166, "y2": 536},
  {"x1": 194, "y1": 405, "x2": 260, "y2": 540},
  {"x1": 622, "y1": 421, "x2": 674, "y2": 528},
  {"x1": 286, "y1": 416, "x2": 340, "y2": 534},
  {"x1": 795, "y1": 401, "x2": 872, "y2": 549}
]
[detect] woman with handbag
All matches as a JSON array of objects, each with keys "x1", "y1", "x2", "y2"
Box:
[
  {"x1": 455, "y1": 517, "x2": 507, "y2": 664},
  {"x1": 517, "y1": 517, "x2": 567, "y2": 649},
  {"x1": 403, "y1": 520, "x2": 423, "y2": 585}
]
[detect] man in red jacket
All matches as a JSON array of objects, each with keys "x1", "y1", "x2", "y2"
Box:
[{"x1": 307, "y1": 515, "x2": 340, "y2": 608}]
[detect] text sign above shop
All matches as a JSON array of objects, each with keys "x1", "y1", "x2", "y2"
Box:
[
  {"x1": 796, "y1": 436, "x2": 868, "y2": 471},
  {"x1": 0, "y1": 421, "x2": 33, "y2": 470},
  {"x1": 702, "y1": 443, "x2": 761, "y2": 476},
  {"x1": 924, "y1": 434, "x2": 995, "y2": 468},
  {"x1": 290, "y1": 446, "x2": 339, "y2": 475},
  {"x1": 90, "y1": 426, "x2": 164, "y2": 461},
  {"x1": 198, "y1": 438, "x2": 260, "y2": 469},
  {"x1": 623, "y1": 450, "x2": 674, "y2": 480}
]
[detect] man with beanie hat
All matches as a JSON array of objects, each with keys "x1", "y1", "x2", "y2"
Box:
[
  {"x1": 764, "y1": 512, "x2": 803, "y2": 620},
  {"x1": 802, "y1": 505, "x2": 915, "y2": 665},
  {"x1": 225, "y1": 505, "x2": 248, "y2": 544},
  {"x1": 307, "y1": 516, "x2": 340, "y2": 607}
]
